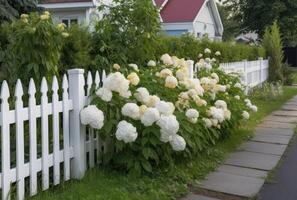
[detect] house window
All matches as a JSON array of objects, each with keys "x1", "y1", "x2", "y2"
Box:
[
  {"x1": 61, "y1": 18, "x2": 78, "y2": 27},
  {"x1": 197, "y1": 32, "x2": 202, "y2": 38}
]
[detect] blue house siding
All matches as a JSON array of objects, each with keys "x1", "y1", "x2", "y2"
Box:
[{"x1": 166, "y1": 29, "x2": 188, "y2": 36}]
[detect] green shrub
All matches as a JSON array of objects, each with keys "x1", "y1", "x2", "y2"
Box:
[
  {"x1": 263, "y1": 21, "x2": 284, "y2": 82},
  {"x1": 91, "y1": 0, "x2": 160, "y2": 70},
  {"x1": 82, "y1": 52, "x2": 257, "y2": 175},
  {"x1": 60, "y1": 24, "x2": 92, "y2": 73},
  {"x1": 157, "y1": 34, "x2": 266, "y2": 63},
  {"x1": 0, "y1": 11, "x2": 68, "y2": 84}
]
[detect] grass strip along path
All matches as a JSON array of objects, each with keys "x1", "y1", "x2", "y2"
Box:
[{"x1": 31, "y1": 86, "x2": 297, "y2": 200}]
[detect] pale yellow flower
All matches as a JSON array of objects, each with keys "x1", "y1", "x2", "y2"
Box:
[
  {"x1": 165, "y1": 76, "x2": 178, "y2": 89},
  {"x1": 127, "y1": 72, "x2": 140, "y2": 86},
  {"x1": 113, "y1": 63, "x2": 120, "y2": 70},
  {"x1": 62, "y1": 32, "x2": 69, "y2": 38}
]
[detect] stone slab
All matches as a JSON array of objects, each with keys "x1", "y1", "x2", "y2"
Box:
[
  {"x1": 200, "y1": 172, "x2": 265, "y2": 197},
  {"x1": 284, "y1": 102, "x2": 297, "y2": 106},
  {"x1": 181, "y1": 193, "x2": 220, "y2": 200},
  {"x1": 282, "y1": 105, "x2": 297, "y2": 111},
  {"x1": 273, "y1": 110, "x2": 297, "y2": 117},
  {"x1": 258, "y1": 122, "x2": 295, "y2": 129},
  {"x1": 263, "y1": 115, "x2": 297, "y2": 124},
  {"x1": 240, "y1": 141, "x2": 287, "y2": 156},
  {"x1": 252, "y1": 133, "x2": 291, "y2": 145},
  {"x1": 217, "y1": 165, "x2": 267, "y2": 179},
  {"x1": 255, "y1": 127, "x2": 294, "y2": 137},
  {"x1": 224, "y1": 151, "x2": 281, "y2": 171}
]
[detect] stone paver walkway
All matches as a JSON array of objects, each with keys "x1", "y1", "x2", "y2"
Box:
[{"x1": 181, "y1": 96, "x2": 297, "y2": 200}]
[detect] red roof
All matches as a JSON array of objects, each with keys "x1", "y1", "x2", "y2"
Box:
[
  {"x1": 41, "y1": 0, "x2": 91, "y2": 3},
  {"x1": 155, "y1": 0, "x2": 166, "y2": 7},
  {"x1": 155, "y1": 0, "x2": 205, "y2": 23}
]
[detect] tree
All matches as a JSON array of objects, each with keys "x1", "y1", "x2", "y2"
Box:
[
  {"x1": 222, "y1": 0, "x2": 297, "y2": 47},
  {"x1": 91, "y1": 0, "x2": 161, "y2": 69},
  {"x1": 0, "y1": 0, "x2": 39, "y2": 23},
  {"x1": 217, "y1": 3, "x2": 241, "y2": 41},
  {"x1": 263, "y1": 21, "x2": 284, "y2": 82}
]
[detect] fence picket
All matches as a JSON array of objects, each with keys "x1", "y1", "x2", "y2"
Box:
[
  {"x1": 52, "y1": 76, "x2": 60, "y2": 185},
  {"x1": 15, "y1": 80, "x2": 25, "y2": 200},
  {"x1": 1, "y1": 81, "x2": 11, "y2": 200},
  {"x1": 41, "y1": 77, "x2": 49, "y2": 190},
  {"x1": 94, "y1": 71, "x2": 102, "y2": 162},
  {"x1": 86, "y1": 72, "x2": 95, "y2": 168},
  {"x1": 62, "y1": 75, "x2": 70, "y2": 181},
  {"x1": 28, "y1": 79, "x2": 38, "y2": 196}
]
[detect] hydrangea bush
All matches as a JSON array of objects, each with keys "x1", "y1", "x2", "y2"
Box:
[{"x1": 81, "y1": 50, "x2": 257, "y2": 175}]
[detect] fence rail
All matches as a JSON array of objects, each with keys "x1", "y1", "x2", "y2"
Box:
[
  {"x1": 219, "y1": 58, "x2": 269, "y2": 92},
  {"x1": 0, "y1": 58, "x2": 269, "y2": 200}
]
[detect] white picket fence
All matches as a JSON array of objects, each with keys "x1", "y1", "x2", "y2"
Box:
[
  {"x1": 192, "y1": 58, "x2": 269, "y2": 93},
  {"x1": 219, "y1": 58, "x2": 269, "y2": 92},
  {"x1": 0, "y1": 69, "x2": 106, "y2": 200},
  {"x1": 0, "y1": 59, "x2": 269, "y2": 200}
]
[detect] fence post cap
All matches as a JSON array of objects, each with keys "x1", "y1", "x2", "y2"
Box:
[{"x1": 68, "y1": 69, "x2": 84, "y2": 75}]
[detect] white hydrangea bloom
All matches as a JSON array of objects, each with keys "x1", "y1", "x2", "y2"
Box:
[
  {"x1": 203, "y1": 118, "x2": 212, "y2": 128},
  {"x1": 147, "y1": 60, "x2": 156, "y2": 67},
  {"x1": 211, "y1": 73, "x2": 219, "y2": 82},
  {"x1": 204, "y1": 48, "x2": 211, "y2": 54},
  {"x1": 96, "y1": 87, "x2": 113, "y2": 102},
  {"x1": 218, "y1": 85, "x2": 227, "y2": 92},
  {"x1": 103, "y1": 72, "x2": 130, "y2": 97},
  {"x1": 189, "y1": 117, "x2": 198, "y2": 124},
  {"x1": 161, "y1": 53, "x2": 173, "y2": 65},
  {"x1": 165, "y1": 76, "x2": 178, "y2": 89},
  {"x1": 156, "y1": 101, "x2": 175, "y2": 116},
  {"x1": 121, "y1": 103, "x2": 140, "y2": 120},
  {"x1": 224, "y1": 110, "x2": 231, "y2": 120},
  {"x1": 115, "y1": 120, "x2": 138, "y2": 143},
  {"x1": 186, "y1": 109, "x2": 199, "y2": 119},
  {"x1": 160, "y1": 68, "x2": 173, "y2": 78},
  {"x1": 209, "y1": 107, "x2": 225, "y2": 122},
  {"x1": 80, "y1": 105, "x2": 104, "y2": 129},
  {"x1": 146, "y1": 95, "x2": 160, "y2": 107},
  {"x1": 250, "y1": 105, "x2": 258, "y2": 112},
  {"x1": 134, "y1": 87, "x2": 150, "y2": 104},
  {"x1": 234, "y1": 83, "x2": 242, "y2": 89},
  {"x1": 198, "y1": 53, "x2": 203, "y2": 58},
  {"x1": 176, "y1": 68, "x2": 189, "y2": 80},
  {"x1": 157, "y1": 115, "x2": 179, "y2": 137},
  {"x1": 170, "y1": 135, "x2": 186, "y2": 151},
  {"x1": 128, "y1": 63, "x2": 139, "y2": 71},
  {"x1": 140, "y1": 108, "x2": 160, "y2": 126},
  {"x1": 215, "y1": 51, "x2": 221, "y2": 56},
  {"x1": 215, "y1": 100, "x2": 227, "y2": 110},
  {"x1": 234, "y1": 95, "x2": 240, "y2": 100},
  {"x1": 127, "y1": 72, "x2": 140, "y2": 86},
  {"x1": 242, "y1": 111, "x2": 250, "y2": 120},
  {"x1": 139, "y1": 105, "x2": 148, "y2": 116}
]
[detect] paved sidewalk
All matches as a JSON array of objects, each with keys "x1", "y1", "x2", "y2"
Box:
[{"x1": 181, "y1": 96, "x2": 297, "y2": 200}]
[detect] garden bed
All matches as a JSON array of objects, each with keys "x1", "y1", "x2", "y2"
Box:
[{"x1": 30, "y1": 86, "x2": 297, "y2": 200}]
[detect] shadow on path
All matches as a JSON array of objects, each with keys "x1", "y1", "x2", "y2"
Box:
[{"x1": 259, "y1": 136, "x2": 297, "y2": 200}]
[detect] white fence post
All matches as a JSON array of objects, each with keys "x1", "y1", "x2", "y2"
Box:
[
  {"x1": 68, "y1": 69, "x2": 86, "y2": 179},
  {"x1": 188, "y1": 60, "x2": 194, "y2": 79},
  {"x1": 259, "y1": 57, "x2": 263, "y2": 86},
  {"x1": 243, "y1": 60, "x2": 248, "y2": 94}
]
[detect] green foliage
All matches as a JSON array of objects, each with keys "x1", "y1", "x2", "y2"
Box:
[
  {"x1": 91, "y1": 0, "x2": 160, "y2": 69},
  {"x1": 60, "y1": 25, "x2": 92, "y2": 73},
  {"x1": 222, "y1": 0, "x2": 297, "y2": 47},
  {"x1": 89, "y1": 54, "x2": 253, "y2": 175},
  {"x1": 0, "y1": 0, "x2": 39, "y2": 23},
  {"x1": 217, "y1": 4, "x2": 241, "y2": 41},
  {"x1": 157, "y1": 34, "x2": 265, "y2": 63},
  {"x1": 251, "y1": 82, "x2": 283, "y2": 100},
  {"x1": 263, "y1": 22, "x2": 284, "y2": 82},
  {"x1": 0, "y1": 12, "x2": 69, "y2": 84},
  {"x1": 31, "y1": 86, "x2": 297, "y2": 200}
]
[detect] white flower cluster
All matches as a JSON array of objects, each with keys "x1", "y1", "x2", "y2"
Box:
[
  {"x1": 186, "y1": 109, "x2": 199, "y2": 124},
  {"x1": 206, "y1": 100, "x2": 231, "y2": 128},
  {"x1": 80, "y1": 105, "x2": 104, "y2": 129},
  {"x1": 96, "y1": 72, "x2": 132, "y2": 102},
  {"x1": 115, "y1": 120, "x2": 138, "y2": 143},
  {"x1": 245, "y1": 99, "x2": 258, "y2": 112}
]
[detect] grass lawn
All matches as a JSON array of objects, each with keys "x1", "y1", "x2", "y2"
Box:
[{"x1": 30, "y1": 86, "x2": 297, "y2": 200}]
